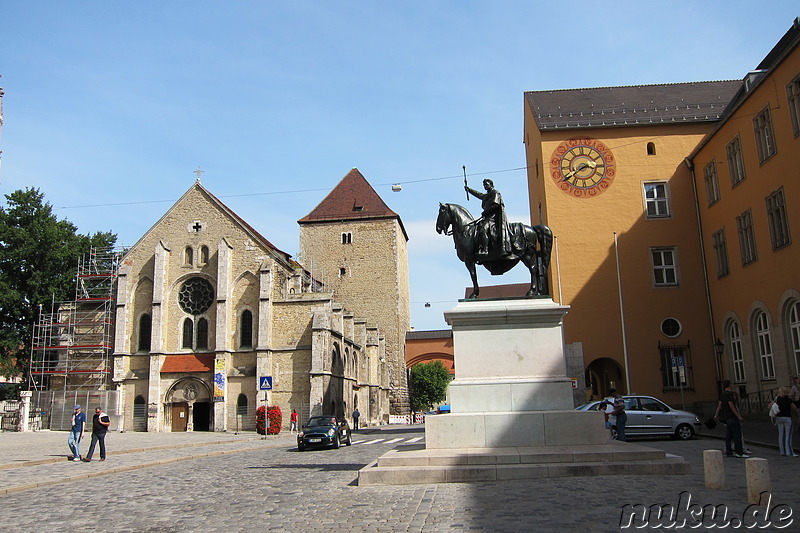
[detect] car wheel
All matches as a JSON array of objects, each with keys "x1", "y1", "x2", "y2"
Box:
[
  {"x1": 675, "y1": 424, "x2": 695, "y2": 440},
  {"x1": 332, "y1": 435, "x2": 340, "y2": 449},
  {"x1": 298, "y1": 443, "x2": 306, "y2": 452},
  {"x1": 610, "y1": 426, "x2": 618, "y2": 440},
  {"x1": 345, "y1": 432, "x2": 352, "y2": 446}
]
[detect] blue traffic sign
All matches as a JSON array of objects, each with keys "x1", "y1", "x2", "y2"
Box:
[{"x1": 259, "y1": 376, "x2": 273, "y2": 390}]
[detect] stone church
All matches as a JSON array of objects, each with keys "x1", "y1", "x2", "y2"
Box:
[{"x1": 112, "y1": 169, "x2": 409, "y2": 432}]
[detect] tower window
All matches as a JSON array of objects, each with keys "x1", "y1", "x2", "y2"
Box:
[
  {"x1": 647, "y1": 142, "x2": 656, "y2": 155},
  {"x1": 339, "y1": 267, "x2": 347, "y2": 277},
  {"x1": 184, "y1": 246, "x2": 194, "y2": 266},
  {"x1": 341, "y1": 232, "x2": 352, "y2": 244}
]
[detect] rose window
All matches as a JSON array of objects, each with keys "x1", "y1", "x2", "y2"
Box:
[{"x1": 178, "y1": 277, "x2": 214, "y2": 315}]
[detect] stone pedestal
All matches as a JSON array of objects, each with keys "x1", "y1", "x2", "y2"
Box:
[
  {"x1": 358, "y1": 297, "x2": 690, "y2": 485},
  {"x1": 425, "y1": 298, "x2": 607, "y2": 449}
]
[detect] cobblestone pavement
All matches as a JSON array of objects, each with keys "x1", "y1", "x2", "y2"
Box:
[{"x1": 2, "y1": 426, "x2": 799, "y2": 532}]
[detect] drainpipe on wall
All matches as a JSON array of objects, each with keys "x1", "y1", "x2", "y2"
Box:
[
  {"x1": 685, "y1": 156, "x2": 723, "y2": 397},
  {"x1": 613, "y1": 232, "x2": 632, "y2": 394}
]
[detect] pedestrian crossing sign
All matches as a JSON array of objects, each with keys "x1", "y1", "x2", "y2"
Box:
[{"x1": 259, "y1": 376, "x2": 273, "y2": 390}]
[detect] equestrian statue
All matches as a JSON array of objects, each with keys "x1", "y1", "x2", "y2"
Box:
[{"x1": 436, "y1": 178, "x2": 553, "y2": 299}]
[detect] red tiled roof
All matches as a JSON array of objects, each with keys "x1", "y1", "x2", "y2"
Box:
[
  {"x1": 161, "y1": 354, "x2": 215, "y2": 373},
  {"x1": 298, "y1": 168, "x2": 400, "y2": 223}
]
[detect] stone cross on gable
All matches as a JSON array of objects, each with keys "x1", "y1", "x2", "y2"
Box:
[{"x1": 194, "y1": 167, "x2": 204, "y2": 183}]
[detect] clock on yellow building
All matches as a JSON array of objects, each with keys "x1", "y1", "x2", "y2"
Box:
[{"x1": 550, "y1": 138, "x2": 616, "y2": 197}]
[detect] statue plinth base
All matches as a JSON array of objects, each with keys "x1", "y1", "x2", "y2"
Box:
[
  {"x1": 358, "y1": 297, "x2": 690, "y2": 484},
  {"x1": 426, "y1": 297, "x2": 605, "y2": 448}
]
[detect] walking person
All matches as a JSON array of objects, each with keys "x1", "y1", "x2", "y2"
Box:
[
  {"x1": 83, "y1": 406, "x2": 111, "y2": 462},
  {"x1": 609, "y1": 390, "x2": 627, "y2": 442},
  {"x1": 290, "y1": 409, "x2": 298, "y2": 434},
  {"x1": 714, "y1": 380, "x2": 749, "y2": 458},
  {"x1": 352, "y1": 408, "x2": 360, "y2": 431},
  {"x1": 770, "y1": 387, "x2": 798, "y2": 456},
  {"x1": 67, "y1": 405, "x2": 86, "y2": 462}
]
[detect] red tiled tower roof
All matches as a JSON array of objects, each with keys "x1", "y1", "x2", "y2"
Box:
[{"x1": 298, "y1": 168, "x2": 403, "y2": 231}]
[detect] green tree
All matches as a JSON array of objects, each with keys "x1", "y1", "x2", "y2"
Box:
[
  {"x1": 409, "y1": 360, "x2": 450, "y2": 412},
  {"x1": 0, "y1": 188, "x2": 116, "y2": 381}
]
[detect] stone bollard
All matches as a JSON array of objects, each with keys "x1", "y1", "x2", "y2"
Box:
[
  {"x1": 703, "y1": 449, "x2": 726, "y2": 489},
  {"x1": 745, "y1": 458, "x2": 771, "y2": 505}
]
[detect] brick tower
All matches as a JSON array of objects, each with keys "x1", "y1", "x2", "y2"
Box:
[{"x1": 298, "y1": 169, "x2": 410, "y2": 414}]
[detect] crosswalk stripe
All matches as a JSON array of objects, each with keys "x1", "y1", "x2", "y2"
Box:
[
  {"x1": 384, "y1": 438, "x2": 404, "y2": 444},
  {"x1": 406, "y1": 436, "x2": 423, "y2": 443}
]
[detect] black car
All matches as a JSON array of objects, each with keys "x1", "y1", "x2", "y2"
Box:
[{"x1": 297, "y1": 415, "x2": 352, "y2": 451}]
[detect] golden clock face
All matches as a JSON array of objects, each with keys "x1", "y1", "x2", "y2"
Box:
[{"x1": 550, "y1": 138, "x2": 616, "y2": 197}]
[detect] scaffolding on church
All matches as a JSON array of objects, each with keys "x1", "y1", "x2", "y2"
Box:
[{"x1": 29, "y1": 246, "x2": 121, "y2": 392}]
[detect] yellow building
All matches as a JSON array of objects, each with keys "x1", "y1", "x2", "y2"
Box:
[
  {"x1": 689, "y1": 18, "x2": 800, "y2": 405},
  {"x1": 524, "y1": 17, "x2": 800, "y2": 410}
]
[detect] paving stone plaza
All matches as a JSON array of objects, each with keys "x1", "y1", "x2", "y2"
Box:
[{"x1": 1, "y1": 424, "x2": 799, "y2": 532}]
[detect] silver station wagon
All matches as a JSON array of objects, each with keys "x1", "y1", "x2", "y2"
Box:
[{"x1": 576, "y1": 395, "x2": 702, "y2": 440}]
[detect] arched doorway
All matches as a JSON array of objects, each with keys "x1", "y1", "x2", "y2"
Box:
[
  {"x1": 165, "y1": 378, "x2": 213, "y2": 432},
  {"x1": 133, "y1": 395, "x2": 147, "y2": 432},
  {"x1": 585, "y1": 357, "x2": 626, "y2": 399}
]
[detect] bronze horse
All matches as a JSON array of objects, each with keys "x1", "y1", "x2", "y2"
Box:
[{"x1": 436, "y1": 202, "x2": 553, "y2": 298}]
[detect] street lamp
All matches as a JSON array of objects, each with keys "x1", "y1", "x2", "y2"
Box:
[{"x1": 714, "y1": 338, "x2": 725, "y2": 396}]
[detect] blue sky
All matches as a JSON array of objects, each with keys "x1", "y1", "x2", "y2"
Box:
[{"x1": 1, "y1": 2, "x2": 797, "y2": 330}]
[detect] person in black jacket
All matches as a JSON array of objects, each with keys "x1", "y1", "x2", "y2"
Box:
[{"x1": 83, "y1": 407, "x2": 111, "y2": 462}]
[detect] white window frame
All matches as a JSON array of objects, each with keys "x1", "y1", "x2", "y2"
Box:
[
  {"x1": 726, "y1": 135, "x2": 747, "y2": 186},
  {"x1": 736, "y1": 210, "x2": 758, "y2": 266},
  {"x1": 712, "y1": 228, "x2": 729, "y2": 278},
  {"x1": 753, "y1": 106, "x2": 777, "y2": 163},
  {"x1": 643, "y1": 181, "x2": 670, "y2": 218},
  {"x1": 754, "y1": 312, "x2": 775, "y2": 380},
  {"x1": 729, "y1": 321, "x2": 746, "y2": 383},
  {"x1": 704, "y1": 160, "x2": 720, "y2": 205},
  {"x1": 787, "y1": 74, "x2": 800, "y2": 137},
  {"x1": 790, "y1": 301, "x2": 800, "y2": 375},
  {"x1": 765, "y1": 187, "x2": 790, "y2": 250},
  {"x1": 651, "y1": 247, "x2": 678, "y2": 287}
]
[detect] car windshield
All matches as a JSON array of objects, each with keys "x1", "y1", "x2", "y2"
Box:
[{"x1": 304, "y1": 417, "x2": 336, "y2": 427}]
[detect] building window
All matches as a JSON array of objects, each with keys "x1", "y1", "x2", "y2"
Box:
[
  {"x1": 240, "y1": 310, "x2": 253, "y2": 349},
  {"x1": 726, "y1": 135, "x2": 747, "y2": 186},
  {"x1": 789, "y1": 301, "x2": 800, "y2": 375},
  {"x1": 184, "y1": 246, "x2": 194, "y2": 266},
  {"x1": 339, "y1": 267, "x2": 347, "y2": 277},
  {"x1": 646, "y1": 142, "x2": 656, "y2": 155},
  {"x1": 704, "y1": 160, "x2": 720, "y2": 205},
  {"x1": 651, "y1": 248, "x2": 678, "y2": 286},
  {"x1": 661, "y1": 318, "x2": 682, "y2": 338},
  {"x1": 200, "y1": 245, "x2": 209, "y2": 264},
  {"x1": 736, "y1": 210, "x2": 758, "y2": 265},
  {"x1": 787, "y1": 74, "x2": 800, "y2": 137},
  {"x1": 138, "y1": 313, "x2": 152, "y2": 353},
  {"x1": 182, "y1": 318, "x2": 194, "y2": 349},
  {"x1": 765, "y1": 187, "x2": 790, "y2": 250},
  {"x1": 753, "y1": 107, "x2": 777, "y2": 163},
  {"x1": 178, "y1": 277, "x2": 215, "y2": 315},
  {"x1": 659, "y1": 343, "x2": 692, "y2": 391},
  {"x1": 196, "y1": 318, "x2": 209, "y2": 350},
  {"x1": 728, "y1": 321, "x2": 746, "y2": 383},
  {"x1": 644, "y1": 182, "x2": 670, "y2": 218},
  {"x1": 712, "y1": 228, "x2": 729, "y2": 278},
  {"x1": 341, "y1": 232, "x2": 352, "y2": 244},
  {"x1": 754, "y1": 311, "x2": 775, "y2": 380}
]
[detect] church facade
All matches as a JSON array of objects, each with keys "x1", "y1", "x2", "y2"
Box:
[{"x1": 112, "y1": 174, "x2": 399, "y2": 432}]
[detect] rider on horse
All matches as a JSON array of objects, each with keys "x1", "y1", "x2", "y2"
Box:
[{"x1": 464, "y1": 179, "x2": 513, "y2": 259}]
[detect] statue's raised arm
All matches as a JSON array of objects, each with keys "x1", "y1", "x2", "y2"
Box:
[{"x1": 437, "y1": 181, "x2": 553, "y2": 299}]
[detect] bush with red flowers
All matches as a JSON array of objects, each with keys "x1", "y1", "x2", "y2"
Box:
[{"x1": 256, "y1": 405, "x2": 283, "y2": 435}]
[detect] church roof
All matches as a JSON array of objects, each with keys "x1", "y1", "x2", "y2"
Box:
[
  {"x1": 525, "y1": 81, "x2": 741, "y2": 131},
  {"x1": 298, "y1": 169, "x2": 407, "y2": 238},
  {"x1": 124, "y1": 181, "x2": 298, "y2": 270}
]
